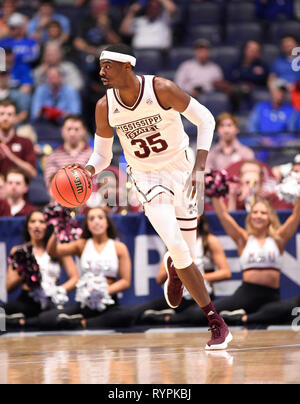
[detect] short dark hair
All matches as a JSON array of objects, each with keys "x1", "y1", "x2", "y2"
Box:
[
  {"x1": 5, "y1": 167, "x2": 30, "y2": 185},
  {"x1": 0, "y1": 99, "x2": 17, "y2": 112},
  {"x1": 104, "y1": 44, "x2": 135, "y2": 59},
  {"x1": 62, "y1": 114, "x2": 86, "y2": 127}
]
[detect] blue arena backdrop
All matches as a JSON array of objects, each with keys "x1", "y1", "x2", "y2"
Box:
[{"x1": 0, "y1": 212, "x2": 300, "y2": 305}]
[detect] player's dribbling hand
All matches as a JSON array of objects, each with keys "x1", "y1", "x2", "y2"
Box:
[
  {"x1": 65, "y1": 164, "x2": 93, "y2": 179},
  {"x1": 185, "y1": 169, "x2": 205, "y2": 215}
]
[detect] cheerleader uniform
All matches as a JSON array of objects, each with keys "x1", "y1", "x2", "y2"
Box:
[
  {"x1": 39, "y1": 239, "x2": 133, "y2": 330},
  {"x1": 3, "y1": 250, "x2": 62, "y2": 320}
]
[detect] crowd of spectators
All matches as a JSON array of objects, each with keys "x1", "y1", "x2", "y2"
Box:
[{"x1": 0, "y1": 0, "x2": 299, "y2": 216}]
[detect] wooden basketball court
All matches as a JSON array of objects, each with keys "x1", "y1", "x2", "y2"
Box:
[{"x1": 1, "y1": 328, "x2": 300, "y2": 384}]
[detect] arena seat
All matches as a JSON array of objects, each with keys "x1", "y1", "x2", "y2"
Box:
[
  {"x1": 134, "y1": 49, "x2": 164, "y2": 75},
  {"x1": 261, "y1": 44, "x2": 281, "y2": 67},
  {"x1": 268, "y1": 21, "x2": 300, "y2": 44},
  {"x1": 226, "y1": 2, "x2": 256, "y2": 22},
  {"x1": 184, "y1": 25, "x2": 223, "y2": 46},
  {"x1": 168, "y1": 47, "x2": 194, "y2": 70},
  {"x1": 226, "y1": 23, "x2": 263, "y2": 46},
  {"x1": 198, "y1": 92, "x2": 231, "y2": 117},
  {"x1": 187, "y1": 2, "x2": 222, "y2": 25},
  {"x1": 211, "y1": 46, "x2": 239, "y2": 73},
  {"x1": 28, "y1": 175, "x2": 50, "y2": 207}
]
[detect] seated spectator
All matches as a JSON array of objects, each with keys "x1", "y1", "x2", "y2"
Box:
[
  {"x1": 227, "y1": 160, "x2": 293, "y2": 211},
  {"x1": 44, "y1": 114, "x2": 92, "y2": 187},
  {"x1": 272, "y1": 153, "x2": 300, "y2": 181},
  {"x1": 34, "y1": 41, "x2": 84, "y2": 92},
  {"x1": 247, "y1": 79, "x2": 295, "y2": 135},
  {"x1": 225, "y1": 40, "x2": 269, "y2": 112},
  {"x1": 0, "y1": 0, "x2": 17, "y2": 39},
  {"x1": 4, "y1": 47, "x2": 33, "y2": 93},
  {"x1": 255, "y1": 0, "x2": 294, "y2": 21},
  {"x1": 27, "y1": 0, "x2": 71, "y2": 44},
  {"x1": 120, "y1": 0, "x2": 176, "y2": 50},
  {"x1": 0, "y1": 173, "x2": 10, "y2": 217},
  {"x1": 206, "y1": 113, "x2": 255, "y2": 172},
  {"x1": 174, "y1": 39, "x2": 224, "y2": 97},
  {"x1": 0, "y1": 99, "x2": 37, "y2": 179},
  {"x1": 31, "y1": 66, "x2": 82, "y2": 123},
  {"x1": 45, "y1": 20, "x2": 66, "y2": 46},
  {"x1": 0, "y1": 70, "x2": 31, "y2": 124},
  {"x1": 5, "y1": 168, "x2": 37, "y2": 216},
  {"x1": 73, "y1": 0, "x2": 120, "y2": 60},
  {"x1": 0, "y1": 13, "x2": 40, "y2": 93},
  {"x1": 269, "y1": 35, "x2": 300, "y2": 86},
  {"x1": 1, "y1": 209, "x2": 79, "y2": 331}
]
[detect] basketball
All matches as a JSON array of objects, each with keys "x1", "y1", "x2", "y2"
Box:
[{"x1": 51, "y1": 167, "x2": 92, "y2": 208}]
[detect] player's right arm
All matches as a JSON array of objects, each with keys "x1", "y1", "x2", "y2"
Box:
[{"x1": 85, "y1": 96, "x2": 114, "y2": 177}]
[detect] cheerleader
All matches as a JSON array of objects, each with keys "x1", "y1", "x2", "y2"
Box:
[
  {"x1": 2, "y1": 210, "x2": 79, "y2": 329},
  {"x1": 171, "y1": 196, "x2": 300, "y2": 326},
  {"x1": 42, "y1": 207, "x2": 132, "y2": 330}
]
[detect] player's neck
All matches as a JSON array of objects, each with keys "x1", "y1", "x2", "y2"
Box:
[{"x1": 117, "y1": 74, "x2": 141, "y2": 107}]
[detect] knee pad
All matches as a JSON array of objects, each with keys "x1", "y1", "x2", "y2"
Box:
[{"x1": 168, "y1": 239, "x2": 193, "y2": 269}]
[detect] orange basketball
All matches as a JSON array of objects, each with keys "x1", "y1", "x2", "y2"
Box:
[{"x1": 51, "y1": 167, "x2": 92, "y2": 208}]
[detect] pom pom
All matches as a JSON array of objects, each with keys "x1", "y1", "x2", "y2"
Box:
[
  {"x1": 275, "y1": 172, "x2": 300, "y2": 204},
  {"x1": 75, "y1": 273, "x2": 115, "y2": 312},
  {"x1": 8, "y1": 243, "x2": 42, "y2": 289},
  {"x1": 44, "y1": 203, "x2": 82, "y2": 243},
  {"x1": 205, "y1": 169, "x2": 239, "y2": 199}
]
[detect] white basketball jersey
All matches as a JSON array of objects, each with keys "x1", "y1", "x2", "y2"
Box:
[{"x1": 106, "y1": 75, "x2": 189, "y2": 172}]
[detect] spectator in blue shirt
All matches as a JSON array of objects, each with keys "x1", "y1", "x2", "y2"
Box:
[
  {"x1": 0, "y1": 13, "x2": 40, "y2": 93},
  {"x1": 255, "y1": 0, "x2": 294, "y2": 21},
  {"x1": 27, "y1": 0, "x2": 71, "y2": 44},
  {"x1": 248, "y1": 79, "x2": 295, "y2": 133},
  {"x1": 269, "y1": 35, "x2": 300, "y2": 85},
  {"x1": 31, "y1": 66, "x2": 82, "y2": 123}
]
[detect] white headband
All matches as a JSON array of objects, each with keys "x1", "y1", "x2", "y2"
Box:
[{"x1": 100, "y1": 50, "x2": 136, "y2": 67}]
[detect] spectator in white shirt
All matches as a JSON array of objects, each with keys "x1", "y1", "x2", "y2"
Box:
[
  {"x1": 174, "y1": 39, "x2": 224, "y2": 97},
  {"x1": 120, "y1": 0, "x2": 176, "y2": 50}
]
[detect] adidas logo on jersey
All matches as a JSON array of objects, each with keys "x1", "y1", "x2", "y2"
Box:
[{"x1": 114, "y1": 108, "x2": 120, "y2": 114}]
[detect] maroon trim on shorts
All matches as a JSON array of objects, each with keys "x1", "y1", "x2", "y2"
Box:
[
  {"x1": 145, "y1": 185, "x2": 175, "y2": 197},
  {"x1": 180, "y1": 227, "x2": 198, "y2": 232},
  {"x1": 176, "y1": 217, "x2": 197, "y2": 221}
]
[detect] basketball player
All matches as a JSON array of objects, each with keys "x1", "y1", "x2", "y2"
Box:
[{"x1": 83, "y1": 44, "x2": 232, "y2": 350}]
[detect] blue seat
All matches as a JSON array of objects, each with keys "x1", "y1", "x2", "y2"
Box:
[
  {"x1": 227, "y1": 2, "x2": 256, "y2": 22},
  {"x1": 226, "y1": 23, "x2": 263, "y2": 46},
  {"x1": 168, "y1": 47, "x2": 194, "y2": 70},
  {"x1": 185, "y1": 25, "x2": 222, "y2": 46},
  {"x1": 134, "y1": 49, "x2": 164, "y2": 75},
  {"x1": 268, "y1": 21, "x2": 300, "y2": 44},
  {"x1": 198, "y1": 92, "x2": 231, "y2": 117},
  {"x1": 187, "y1": 2, "x2": 222, "y2": 25}
]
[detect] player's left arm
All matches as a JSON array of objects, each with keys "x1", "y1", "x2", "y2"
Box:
[{"x1": 154, "y1": 77, "x2": 216, "y2": 209}]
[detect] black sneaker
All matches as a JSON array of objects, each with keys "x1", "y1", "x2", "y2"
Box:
[
  {"x1": 57, "y1": 314, "x2": 84, "y2": 330},
  {"x1": 6, "y1": 313, "x2": 25, "y2": 328},
  {"x1": 220, "y1": 309, "x2": 246, "y2": 326},
  {"x1": 140, "y1": 309, "x2": 175, "y2": 325}
]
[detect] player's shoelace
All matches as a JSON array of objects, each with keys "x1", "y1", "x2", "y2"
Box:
[{"x1": 209, "y1": 323, "x2": 221, "y2": 339}]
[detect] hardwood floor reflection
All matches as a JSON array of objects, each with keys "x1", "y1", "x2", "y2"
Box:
[{"x1": 1, "y1": 330, "x2": 300, "y2": 384}]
